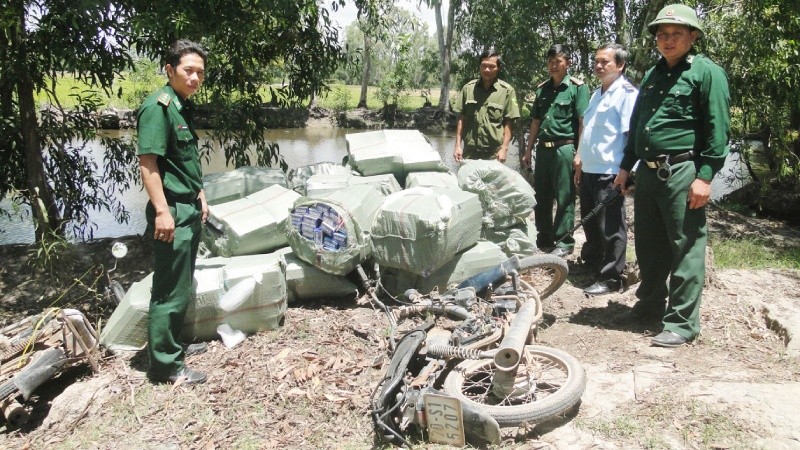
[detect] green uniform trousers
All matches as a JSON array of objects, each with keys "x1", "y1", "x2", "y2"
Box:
[
  {"x1": 146, "y1": 199, "x2": 201, "y2": 381},
  {"x1": 534, "y1": 143, "x2": 576, "y2": 250},
  {"x1": 633, "y1": 160, "x2": 707, "y2": 340}
]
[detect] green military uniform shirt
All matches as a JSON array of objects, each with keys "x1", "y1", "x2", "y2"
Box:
[
  {"x1": 531, "y1": 76, "x2": 590, "y2": 142},
  {"x1": 137, "y1": 84, "x2": 203, "y2": 197},
  {"x1": 453, "y1": 79, "x2": 520, "y2": 154},
  {"x1": 620, "y1": 54, "x2": 730, "y2": 181}
]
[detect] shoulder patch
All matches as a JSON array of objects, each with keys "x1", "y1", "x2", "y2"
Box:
[
  {"x1": 569, "y1": 76, "x2": 584, "y2": 85},
  {"x1": 157, "y1": 92, "x2": 171, "y2": 107},
  {"x1": 622, "y1": 81, "x2": 637, "y2": 92}
]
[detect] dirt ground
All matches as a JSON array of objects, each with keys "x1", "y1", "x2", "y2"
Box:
[{"x1": 0, "y1": 204, "x2": 799, "y2": 449}]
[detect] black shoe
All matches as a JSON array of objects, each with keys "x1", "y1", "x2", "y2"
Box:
[
  {"x1": 183, "y1": 342, "x2": 208, "y2": 357},
  {"x1": 583, "y1": 279, "x2": 622, "y2": 296},
  {"x1": 613, "y1": 308, "x2": 662, "y2": 325},
  {"x1": 651, "y1": 331, "x2": 690, "y2": 348},
  {"x1": 167, "y1": 367, "x2": 207, "y2": 384},
  {"x1": 550, "y1": 247, "x2": 573, "y2": 258}
]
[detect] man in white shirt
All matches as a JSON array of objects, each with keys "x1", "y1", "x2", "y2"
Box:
[{"x1": 574, "y1": 43, "x2": 638, "y2": 296}]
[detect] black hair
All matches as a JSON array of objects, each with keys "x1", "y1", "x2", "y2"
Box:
[
  {"x1": 546, "y1": 44, "x2": 571, "y2": 60},
  {"x1": 479, "y1": 47, "x2": 503, "y2": 71},
  {"x1": 165, "y1": 39, "x2": 207, "y2": 68},
  {"x1": 597, "y1": 42, "x2": 629, "y2": 70}
]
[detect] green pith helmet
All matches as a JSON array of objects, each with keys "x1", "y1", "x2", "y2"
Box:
[{"x1": 648, "y1": 4, "x2": 703, "y2": 36}]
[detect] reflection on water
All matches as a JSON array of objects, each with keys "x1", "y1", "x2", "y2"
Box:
[{"x1": 0, "y1": 127, "x2": 745, "y2": 246}]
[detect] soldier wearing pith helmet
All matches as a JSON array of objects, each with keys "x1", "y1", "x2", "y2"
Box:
[{"x1": 612, "y1": 4, "x2": 730, "y2": 347}]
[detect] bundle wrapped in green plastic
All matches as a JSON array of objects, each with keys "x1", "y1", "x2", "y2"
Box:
[
  {"x1": 286, "y1": 185, "x2": 386, "y2": 276},
  {"x1": 345, "y1": 130, "x2": 448, "y2": 184},
  {"x1": 287, "y1": 162, "x2": 357, "y2": 195},
  {"x1": 457, "y1": 160, "x2": 536, "y2": 229},
  {"x1": 203, "y1": 185, "x2": 300, "y2": 257},
  {"x1": 203, "y1": 166, "x2": 288, "y2": 206},
  {"x1": 405, "y1": 171, "x2": 460, "y2": 190},
  {"x1": 380, "y1": 240, "x2": 508, "y2": 296},
  {"x1": 370, "y1": 187, "x2": 483, "y2": 276},
  {"x1": 304, "y1": 173, "x2": 401, "y2": 198}
]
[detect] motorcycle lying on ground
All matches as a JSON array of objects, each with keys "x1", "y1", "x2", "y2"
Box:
[
  {"x1": 359, "y1": 254, "x2": 586, "y2": 447},
  {"x1": 0, "y1": 243, "x2": 127, "y2": 428}
]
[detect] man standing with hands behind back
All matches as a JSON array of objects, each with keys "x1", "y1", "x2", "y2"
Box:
[
  {"x1": 523, "y1": 44, "x2": 590, "y2": 258},
  {"x1": 575, "y1": 43, "x2": 638, "y2": 296},
  {"x1": 453, "y1": 47, "x2": 520, "y2": 163},
  {"x1": 613, "y1": 4, "x2": 730, "y2": 347},
  {"x1": 138, "y1": 39, "x2": 210, "y2": 384}
]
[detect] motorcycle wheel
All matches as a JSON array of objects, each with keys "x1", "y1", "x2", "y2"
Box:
[
  {"x1": 442, "y1": 345, "x2": 586, "y2": 427},
  {"x1": 516, "y1": 255, "x2": 568, "y2": 300}
]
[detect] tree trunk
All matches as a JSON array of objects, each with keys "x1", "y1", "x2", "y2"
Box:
[
  {"x1": 358, "y1": 34, "x2": 371, "y2": 109},
  {"x1": 630, "y1": 0, "x2": 667, "y2": 83},
  {"x1": 613, "y1": 0, "x2": 627, "y2": 45},
  {"x1": 12, "y1": 8, "x2": 60, "y2": 241},
  {"x1": 437, "y1": 0, "x2": 457, "y2": 112}
]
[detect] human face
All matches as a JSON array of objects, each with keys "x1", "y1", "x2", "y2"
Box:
[
  {"x1": 479, "y1": 56, "x2": 500, "y2": 85},
  {"x1": 547, "y1": 55, "x2": 569, "y2": 82},
  {"x1": 166, "y1": 53, "x2": 205, "y2": 99},
  {"x1": 593, "y1": 48, "x2": 623, "y2": 89},
  {"x1": 655, "y1": 24, "x2": 697, "y2": 67}
]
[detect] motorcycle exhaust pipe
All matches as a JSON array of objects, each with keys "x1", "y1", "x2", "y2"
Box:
[{"x1": 490, "y1": 296, "x2": 539, "y2": 397}]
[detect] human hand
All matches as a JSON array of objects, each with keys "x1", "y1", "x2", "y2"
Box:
[
  {"x1": 613, "y1": 170, "x2": 633, "y2": 195},
  {"x1": 496, "y1": 147, "x2": 507, "y2": 163},
  {"x1": 453, "y1": 145, "x2": 463, "y2": 163},
  {"x1": 154, "y1": 209, "x2": 175, "y2": 243},
  {"x1": 573, "y1": 155, "x2": 582, "y2": 186},
  {"x1": 688, "y1": 178, "x2": 711, "y2": 209}
]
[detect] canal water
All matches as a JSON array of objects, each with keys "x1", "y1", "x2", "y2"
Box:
[{"x1": 0, "y1": 128, "x2": 744, "y2": 245}]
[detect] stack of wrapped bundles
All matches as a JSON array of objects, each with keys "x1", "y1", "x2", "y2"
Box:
[
  {"x1": 345, "y1": 130, "x2": 449, "y2": 185},
  {"x1": 457, "y1": 160, "x2": 537, "y2": 256},
  {"x1": 100, "y1": 252, "x2": 288, "y2": 350},
  {"x1": 286, "y1": 185, "x2": 386, "y2": 276},
  {"x1": 203, "y1": 166, "x2": 288, "y2": 206},
  {"x1": 203, "y1": 185, "x2": 300, "y2": 257},
  {"x1": 370, "y1": 187, "x2": 483, "y2": 277}
]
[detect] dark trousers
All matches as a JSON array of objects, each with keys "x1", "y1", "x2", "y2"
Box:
[
  {"x1": 634, "y1": 160, "x2": 707, "y2": 340},
  {"x1": 146, "y1": 199, "x2": 201, "y2": 381},
  {"x1": 534, "y1": 143, "x2": 576, "y2": 250},
  {"x1": 578, "y1": 172, "x2": 627, "y2": 281}
]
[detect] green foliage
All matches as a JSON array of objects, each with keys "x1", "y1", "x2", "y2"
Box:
[
  {"x1": 706, "y1": 0, "x2": 800, "y2": 184},
  {"x1": 118, "y1": 58, "x2": 164, "y2": 108},
  {"x1": 27, "y1": 224, "x2": 71, "y2": 278},
  {"x1": 328, "y1": 86, "x2": 353, "y2": 112}
]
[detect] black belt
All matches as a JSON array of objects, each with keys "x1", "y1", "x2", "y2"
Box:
[
  {"x1": 643, "y1": 151, "x2": 694, "y2": 169},
  {"x1": 539, "y1": 139, "x2": 574, "y2": 148},
  {"x1": 165, "y1": 191, "x2": 199, "y2": 203}
]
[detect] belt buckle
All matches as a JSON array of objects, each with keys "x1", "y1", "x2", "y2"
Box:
[
  {"x1": 656, "y1": 155, "x2": 672, "y2": 181},
  {"x1": 543, "y1": 141, "x2": 554, "y2": 148}
]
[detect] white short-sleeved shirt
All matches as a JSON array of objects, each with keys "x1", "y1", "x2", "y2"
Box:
[{"x1": 577, "y1": 75, "x2": 639, "y2": 175}]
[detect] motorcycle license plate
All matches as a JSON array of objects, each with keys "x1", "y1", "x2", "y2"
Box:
[{"x1": 423, "y1": 393, "x2": 465, "y2": 446}]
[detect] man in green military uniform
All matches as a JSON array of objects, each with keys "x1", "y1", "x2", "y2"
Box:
[
  {"x1": 523, "y1": 44, "x2": 590, "y2": 258},
  {"x1": 138, "y1": 40, "x2": 210, "y2": 383},
  {"x1": 614, "y1": 4, "x2": 730, "y2": 347},
  {"x1": 453, "y1": 47, "x2": 520, "y2": 163}
]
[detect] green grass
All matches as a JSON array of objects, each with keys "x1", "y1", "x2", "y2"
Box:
[{"x1": 711, "y1": 238, "x2": 800, "y2": 269}]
